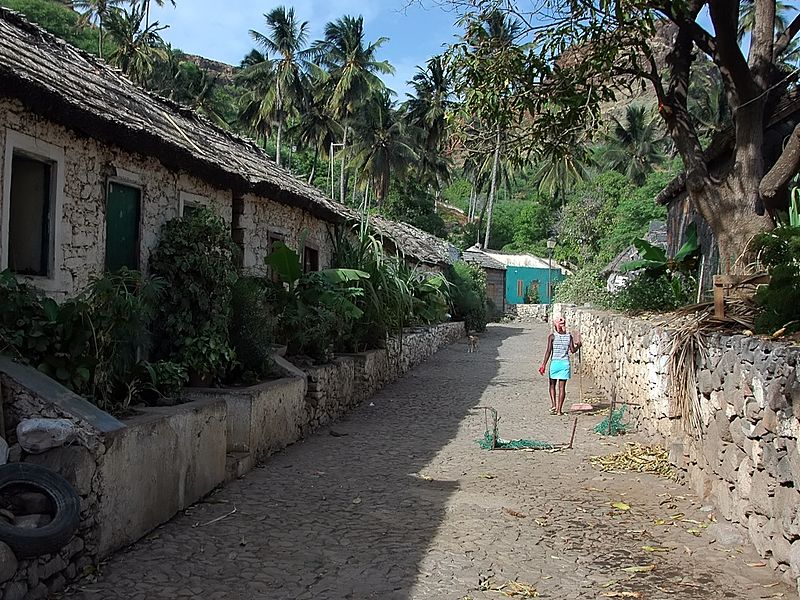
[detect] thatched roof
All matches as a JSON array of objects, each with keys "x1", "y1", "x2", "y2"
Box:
[
  {"x1": 0, "y1": 8, "x2": 355, "y2": 224},
  {"x1": 0, "y1": 8, "x2": 456, "y2": 267},
  {"x1": 371, "y1": 216, "x2": 460, "y2": 267},
  {"x1": 655, "y1": 89, "x2": 800, "y2": 206}
]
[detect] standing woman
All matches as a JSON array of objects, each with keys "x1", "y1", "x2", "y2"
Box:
[{"x1": 538, "y1": 316, "x2": 582, "y2": 415}]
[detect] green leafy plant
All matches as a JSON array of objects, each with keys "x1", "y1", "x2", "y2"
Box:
[
  {"x1": 612, "y1": 223, "x2": 699, "y2": 313},
  {"x1": 0, "y1": 268, "x2": 165, "y2": 411},
  {"x1": 612, "y1": 272, "x2": 694, "y2": 313},
  {"x1": 266, "y1": 242, "x2": 369, "y2": 362},
  {"x1": 229, "y1": 276, "x2": 278, "y2": 378},
  {"x1": 751, "y1": 226, "x2": 800, "y2": 334},
  {"x1": 138, "y1": 360, "x2": 188, "y2": 404},
  {"x1": 149, "y1": 208, "x2": 238, "y2": 382},
  {"x1": 408, "y1": 272, "x2": 450, "y2": 324},
  {"x1": 621, "y1": 223, "x2": 699, "y2": 274},
  {"x1": 447, "y1": 261, "x2": 488, "y2": 333},
  {"x1": 789, "y1": 187, "x2": 800, "y2": 227},
  {"x1": 330, "y1": 227, "x2": 415, "y2": 351},
  {"x1": 552, "y1": 265, "x2": 611, "y2": 308}
]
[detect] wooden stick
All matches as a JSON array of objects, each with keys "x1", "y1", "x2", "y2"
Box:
[
  {"x1": 607, "y1": 393, "x2": 616, "y2": 437},
  {"x1": 567, "y1": 417, "x2": 578, "y2": 449}
]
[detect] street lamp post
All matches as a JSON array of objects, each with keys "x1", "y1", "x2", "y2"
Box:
[{"x1": 547, "y1": 237, "x2": 556, "y2": 304}]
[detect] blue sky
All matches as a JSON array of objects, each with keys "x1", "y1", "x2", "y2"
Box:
[{"x1": 149, "y1": 0, "x2": 462, "y2": 98}]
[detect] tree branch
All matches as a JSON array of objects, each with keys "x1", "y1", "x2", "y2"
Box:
[
  {"x1": 708, "y1": 0, "x2": 758, "y2": 103},
  {"x1": 759, "y1": 121, "x2": 800, "y2": 202},
  {"x1": 774, "y1": 14, "x2": 800, "y2": 60},
  {"x1": 748, "y1": 0, "x2": 775, "y2": 87}
]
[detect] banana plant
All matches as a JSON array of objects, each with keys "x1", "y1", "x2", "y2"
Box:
[
  {"x1": 621, "y1": 223, "x2": 699, "y2": 274},
  {"x1": 790, "y1": 186, "x2": 800, "y2": 227},
  {"x1": 265, "y1": 242, "x2": 369, "y2": 317}
]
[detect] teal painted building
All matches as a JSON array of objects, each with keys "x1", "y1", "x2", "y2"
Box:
[{"x1": 482, "y1": 251, "x2": 568, "y2": 305}]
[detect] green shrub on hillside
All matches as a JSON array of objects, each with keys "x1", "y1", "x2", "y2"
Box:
[
  {"x1": 552, "y1": 266, "x2": 611, "y2": 308},
  {"x1": 0, "y1": 0, "x2": 108, "y2": 55},
  {"x1": 447, "y1": 261, "x2": 488, "y2": 332}
]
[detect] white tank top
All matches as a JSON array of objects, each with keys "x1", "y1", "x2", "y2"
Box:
[{"x1": 552, "y1": 332, "x2": 571, "y2": 361}]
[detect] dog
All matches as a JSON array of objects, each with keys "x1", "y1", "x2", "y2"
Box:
[{"x1": 467, "y1": 335, "x2": 479, "y2": 353}]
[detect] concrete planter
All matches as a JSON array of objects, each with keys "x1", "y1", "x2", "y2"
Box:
[{"x1": 183, "y1": 377, "x2": 306, "y2": 462}]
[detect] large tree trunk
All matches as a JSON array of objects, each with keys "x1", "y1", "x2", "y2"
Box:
[
  {"x1": 690, "y1": 172, "x2": 774, "y2": 273},
  {"x1": 483, "y1": 126, "x2": 502, "y2": 249}
]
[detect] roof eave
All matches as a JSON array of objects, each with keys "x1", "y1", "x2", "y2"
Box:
[{"x1": 0, "y1": 72, "x2": 347, "y2": 224}]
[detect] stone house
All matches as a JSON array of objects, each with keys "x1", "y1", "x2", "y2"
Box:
[
  {"x1": 462, "y1": 245, "x2": 506, "y2": 314},
  {"x1": 0, "y1": 8, "x2": 452, "y2": 299},
  {"x1": 600, "y1": 220, "x2": 667, "y2": 293}
]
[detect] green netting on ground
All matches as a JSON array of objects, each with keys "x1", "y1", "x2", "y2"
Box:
[
  {"x1": 478, "y1": 431, "x2": 554, "y2": 450},
  {"x1": 594, "y1": 405, "x2": 627, "y2": 436},
  {"x1": 477, "y1": 407, "x2": 554, "y2": 450}
]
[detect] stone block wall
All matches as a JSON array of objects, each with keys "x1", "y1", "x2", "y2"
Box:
[
  {"x1": 0, "y1": 367, "x2": 226, "y2": 600},
  {"x1": 560, "y1": 305, "x2": 800, "y2": 588},
  {"x1": 341, "y1": 350, "x2": 390, "y2": 405},
  {"x1": 303, "y1": 357, "x2": 356, "y2": 431},
  {"x1": 505, "y1": 304, "x2": 550, "y2": 323},
  {"x1": 184, "y1": 377, "x2": 307, "y2": 462},
  {"x1": 0, "y1": 321, "x2": 464, "y2": 600},
  {"x1": 386, "y1": 322, "x2": 466, "y2": 379},
  {"x1": 0, "y1": 99, "x2": 231, "y2": 298}
]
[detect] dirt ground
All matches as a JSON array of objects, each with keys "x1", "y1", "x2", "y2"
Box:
[{"x1": 63, "y1": 323, "x2": 794, "y2": 599}]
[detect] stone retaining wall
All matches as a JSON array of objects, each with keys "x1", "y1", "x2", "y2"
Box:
[
  {"x1": 303, "y1": 357, "x2": 356, "y2": 432},
  {"x1": 0, "y1": 321, "x2": 464, "y2": 600},
  {"x1": 560, "y1": 305, "x2": 800, "y2": 589},
  {"x1": 0, "y1": 365, "x2": 225, "y2": 600},
  {"x1": 505, "y1": 304, "x2": 550, "y2": 323}
]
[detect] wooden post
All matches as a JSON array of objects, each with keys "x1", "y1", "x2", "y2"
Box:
[
  {"x1": 567, "y1": 417, "x2": 578, "y2": 449},
  {"x1": 607, "y1": 388, "x2": 616, "y2": 436},
  {"x1": 713, "y1": 274, "x2": 725, "y2": 319}
]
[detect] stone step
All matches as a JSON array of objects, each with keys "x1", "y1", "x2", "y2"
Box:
[{"x1": 225, "y1": 452, "x2": 253, "y2": 482}]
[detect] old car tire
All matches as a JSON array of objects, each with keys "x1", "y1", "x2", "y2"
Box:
[{"x1": 0, "y1": 462, "x2": 80, "y2": 557}]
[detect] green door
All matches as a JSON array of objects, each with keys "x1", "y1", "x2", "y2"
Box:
[{"x1": 105, "y1": 182, "x2": 141, "y2": 271}]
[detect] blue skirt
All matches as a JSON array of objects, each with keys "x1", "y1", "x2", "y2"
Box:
[{"x1": 549, "y1": 359, "x2": 571, "y2": 380}]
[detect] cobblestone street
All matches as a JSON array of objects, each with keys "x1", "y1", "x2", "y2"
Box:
[{"x1": 65, "y1": 324, "x2": 792, "y2": 599}]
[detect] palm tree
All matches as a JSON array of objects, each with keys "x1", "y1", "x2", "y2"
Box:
[
  {"x1": 405, "y1": 56, "x2": 453, "y2": 153},
  {"x1": 533, "y1": 144, "x2": 593, "y2": 206},
  {"x1": 72, "y1": 0, "x2": 126, "y2": 57},
  {"x1": 236, "y1": 51, "x2": 276, "y2": 147},
  {"x1": 404, "y1": 55, "x2": 454, "y2": 198},
  {"x1": 249, "y1": 6, "x2": 314, "y2": 167},
  {"x1": 349, "y1": 92, "x2": 418, "y2": 208},
  {"x1": 738, "y1": 0, "x2": 796, "y2": 42},
  {"x1": 601, "y1": 105, "x2": 666, "y2": 185},
  {"x1": 135, "y1": 0, "x2": 176, "y2": 28},
  {"x1": 288, "y1": 65, "x2": 343, "y2": 184},
  {"x1": 461, "y1": 9, "x2": 523, "y2": 249},
  {"x1": 688, "y1": 65, "x2": 731, "y2": 141},
  {"x1": 313, "y1": 15, "x2": 394, "y2": 203},
  {"x1": 104, "y1": 4, "x2": 168, "y2": 86}
]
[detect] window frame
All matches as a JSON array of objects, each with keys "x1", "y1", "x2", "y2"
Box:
[
  {"x1": 179, "y1": 191, "x2": 209, "y2": 217},
  {"x1": 1, "y1": 130, "x2": 65, "y2": 289},
  {"x1": 303, "y1": 243, "x2": 320, "y2": 273}
]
